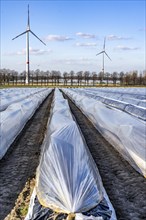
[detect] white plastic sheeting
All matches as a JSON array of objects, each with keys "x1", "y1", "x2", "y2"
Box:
[
  {"x1": 70, "y1": 88, "x2": 146, "y2": 120},
  {"x1": 0, "y1": 88, "x2": 48, "y2": 111},
  {"x1": 30, "y1": 89, "x2": 116, "y2": 219},
  {"x1": 36, "y1": 89, "x2": 103, "y2": 213},
  {"x1": 84, "y1": 87, "x2": 145, "y2": 99},
  {"x1": 75, "y1": 214, "x2": 103, "y2": 220},
  {"x1": 63, "y1": 89, "x2": 146, "y2": 177},
  {"x1": 0, "y1": 89, "x2": 52, "y2": 159}
]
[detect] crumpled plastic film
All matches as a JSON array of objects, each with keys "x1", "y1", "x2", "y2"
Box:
[
  {"x1": 63, "y1": 89, "x2": 146, "y2": 177},
  {"x1": 36, "y1": 89, "x2": 104, "y2": 214},
  {"x1": 0, "y1": 88, "x2": 48, "y2": 111},
  {"x1": 70, "y1": 88, "x2": 146, "y2": 120},
  {"x1": 0, "y1": 89, "x2": 52, "y2": 159}
]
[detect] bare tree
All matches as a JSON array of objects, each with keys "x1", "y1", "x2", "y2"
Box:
[
  {"x1": 112, "y1": 72, "x2": 118, "y2": 86},
  {"x1": 77, "y1": 71, "x2": 83, "y2": 86},
  {"x1": 70, "y1": 71, "x2": 75, "y2": 86},
  {"x1": 19, "y1": 72, "x2": 25, "y2": 84},
  {"x1": 45, "y1": 71, "x2": 50, "y2": 85},
  {"x1": 124, "y1": 72, "x2": 131, "y2": 85},
  {"x1": 138, "y1": 72, "x2": 143, "y2": 85},
  {"x1": 132, "y1": 71, "x2": 138, "y2": 85},
  {"x1": 98, "y1": 71, "x2": 104, "y2": 85},
  {"x1": 92, "y1": 72, "x2": 97, "y2": 86},
  {"x1": 105, "y1": 72, "x2": 110, "y2": 86},
  {"x1": 119, "y1": 71, "x2": 124, "y2": 86},
  {"x1": 84, "y1": 71, "x2": 90, "y2": 86},
  {"x1": 54, "y1": 71, "x2": 61, "y2": 85},
  {"x1": 34, "y1": 69, "x2": 40, "y2": 85},
  {"x1": 63, "y1": 72, "x2": 68, "y2": 86},
  {"x1": 0, "y1": 68, "x2": 145, "y2": 87}
]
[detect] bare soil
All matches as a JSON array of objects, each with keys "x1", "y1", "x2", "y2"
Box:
[
  {"x1": 63, "y1": 92, "x2": 146, "y2": 220},
  {"x1": 0, "y1": 91, "x2": 54, "y2": 220},
  {"x1": 1, "y1": 90, "x2": 146, "y2": 220}
]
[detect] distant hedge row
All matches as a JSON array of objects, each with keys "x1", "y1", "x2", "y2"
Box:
[{"x1": 0, "y1": 69, "x2": 146, "y2": 86}]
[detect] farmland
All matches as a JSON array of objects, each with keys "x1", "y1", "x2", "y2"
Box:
[
  {"x1": 1, "y1": 0, "x2": 145, "y2": 218},
  {"x1": 0, "y1": 87, "x2": 146, "y2": 220}
]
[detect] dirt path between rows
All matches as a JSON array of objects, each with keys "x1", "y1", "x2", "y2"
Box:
[
  {"x1": 0, "y1": 91, "x2": 54, "y2": 220},
  {"x1": 63, "y1": 92, "x2": 146, "y2": 220},
  {"x1": 1, "y1": 90, "x2": 146, "y2": 220}
]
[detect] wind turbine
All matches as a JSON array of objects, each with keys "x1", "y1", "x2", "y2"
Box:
[
  {"x1": 12, "y1": 5, "x2": 46, "y2": 84},
  {"x1": 96, "y1": 37, "x2": 111, "y2": 75}
]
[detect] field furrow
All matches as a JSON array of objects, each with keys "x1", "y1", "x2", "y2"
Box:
[
  {"x1": 0, "y1": 91, "x2": 54, "y2": 220},
  {"x1": 0, "y1": 89, "x2": 146, "y2": 220},
  {"x1": 63, "y1": 92, "x2": 146, "y2": 220}
]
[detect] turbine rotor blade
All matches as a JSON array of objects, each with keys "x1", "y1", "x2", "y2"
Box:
[
  {"x1": 30, "y1": 30, "x2": 46, "y2": 45},
  {"x1": 105, "y1": 51, "x2": 112, "y2": 61},
  {"x1": 103, "y1": 37, "x2": 106, "y2": 50},
  {"x1": 28, "y1": 4, "x2": 30, "y2": 28},
  {"x1": 12, "y1": 31, "x2": 28, "y2": 40},
  {"x1": 96, "y1": 51, "x2": 104, "y2": 56}
]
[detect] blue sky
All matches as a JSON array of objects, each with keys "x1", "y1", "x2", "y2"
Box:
[{"x1": 1, "y1": 0, "x2": 145, "y2": 73}]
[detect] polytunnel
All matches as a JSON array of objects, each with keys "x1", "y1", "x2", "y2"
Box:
[
  {"x1": 63, "y1": 89, "x2": 146, "y2": 177},
  {"x1": 0, "y1": 88, "x2": 52, "y2": 159},
  {"x1": 25, "y1": 89, "x2": 116, "y2": 220}
]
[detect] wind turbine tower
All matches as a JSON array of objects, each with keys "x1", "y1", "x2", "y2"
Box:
[
  {"x1": 96, "y1": 37, "x2": 111, "y2": 75},
  {"x1": 12, "y1": 5, "x2": 46, "y2": 84}
]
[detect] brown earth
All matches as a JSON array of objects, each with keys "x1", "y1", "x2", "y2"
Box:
[
  {"x1": 1, "y1": 89, "x2": 146, "y2": 220},
  {"x1": 0, "y1": 90, "x2": 54, "y2": 220},
  {"x1": 63, "y1": 92, "x2": 146, "y2": 220}
]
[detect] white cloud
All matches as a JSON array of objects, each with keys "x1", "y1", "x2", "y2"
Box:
[
  {"x1": 7, "y1": 47, "x2": 52, "y2": 56},
  {"x1": 115, "y1": 45, "x2": 139, "y2": 50},
  {"x1": 76, "y1": 32, "x2": 96, "y2": 39},
  {"x1": 76, "y1": 42, "x2": 97, "y2": 47},
  {"x1": 16, "y1": 49, "x2": 26, "y2": 55},
  {"x1": 107, "y1": 35, "x2": 131, "y2": 40},
  {"x1": 45, "y1": 35, "x2": 73, "y2": 41},
  {"x1": 51, "y1": 57, "x2": 96, "y2": 66},
  {"x1": 29, "y1": 47, "x2": 52, "y2": 55}
]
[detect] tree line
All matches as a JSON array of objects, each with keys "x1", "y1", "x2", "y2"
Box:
[{"x1": 0, "y1": 69, "x2": 146, "y2": 86}]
